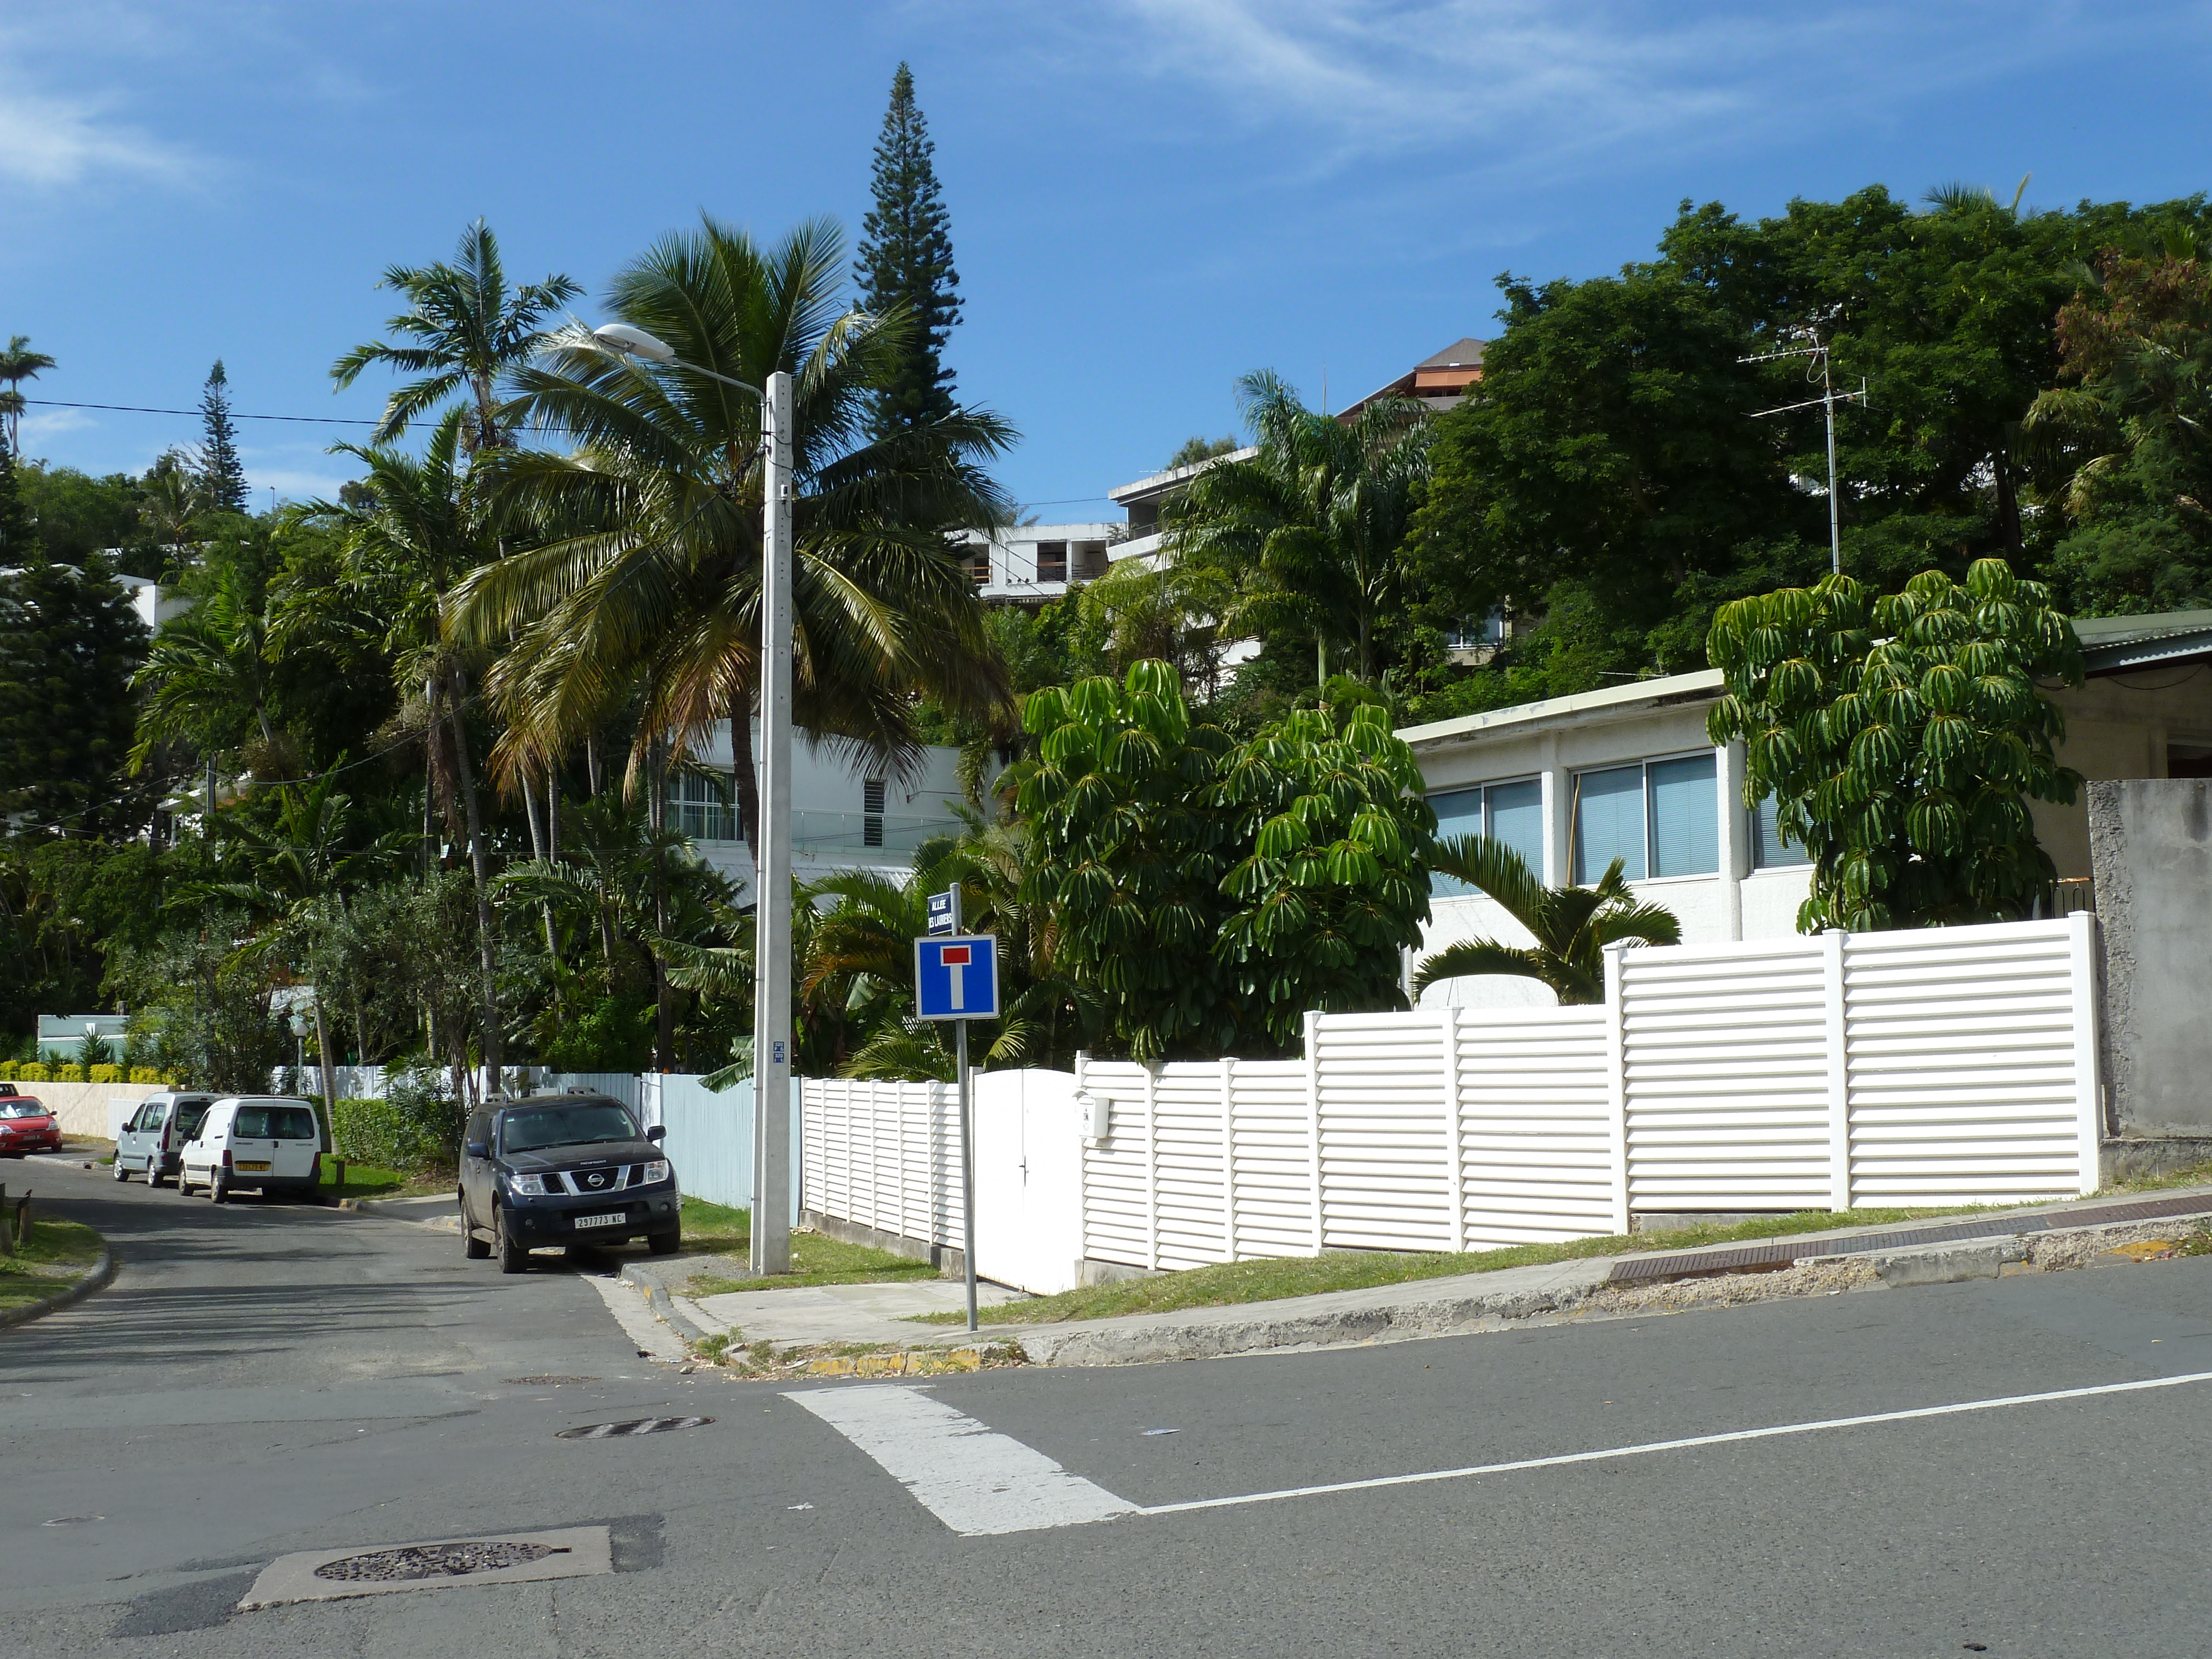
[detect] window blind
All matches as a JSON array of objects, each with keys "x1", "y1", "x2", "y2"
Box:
[
  {"x1": 1647, "y1": 753, "x2": 1718, "y2": 877},
  {"x1": 1573, "y1": 765, "x2": 1646, "y2": 882}
]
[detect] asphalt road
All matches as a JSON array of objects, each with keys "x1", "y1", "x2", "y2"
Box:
[{"x1": 11, "y1": 1155, "x2": 2212, "y2": 1658}]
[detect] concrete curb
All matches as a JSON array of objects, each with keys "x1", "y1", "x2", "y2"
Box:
[
  {"x1": 1009, "y1": 1259, "x2": 1615, "y2": 1368},
  {"x1": 0, "y1": 1245, "x2": 115, "y2": 1329},
  {"x1": 617, "y1": 1264, "x2": 709, "y2": 1345}
]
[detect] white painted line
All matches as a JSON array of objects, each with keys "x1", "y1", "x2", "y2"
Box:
[
  {"x1": 585, "y1": 1275, "x2": 687, "y2": 1363},
  {"x1": 1136, "y1": 1368, "x2": 2212, "y2": 1518},
  {"x1": 784, "y1": 1384, "x2": 1135, "y2": 1536}
]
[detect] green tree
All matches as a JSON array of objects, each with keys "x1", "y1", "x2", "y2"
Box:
[
  {"x1": 854, "y1": 63, "x2": 963, "y2": 436},
  {"x1": 0, "y1": 555, "x2": 148, "y2": 833},
  {"x1": 1018, "y1": 662, "x2": 1432, "y2": 1058},
  {"x1": 330, "y1": 218, "x2": 582, "y2": 456},
  {"x1": 0, "y1": 442, "x2": 35, "y2": 564},
  {"x1": 0, "y1": 335, "x2": 55, "y2": 458},
  {"x1": 14, "y1": 464, "x2": 144, "y2": 565},
  {"x1": 1166, "y1": 371, "x2": 1430, "y2": 683},
  {"x1": 457, "y1": 213, "x2": 1015, "y2": 849},
  {"x1": 1411, "y1": 838, "x2": 1680, "y2": 1003},
  {"x1": 1707, "y1": 559, "x2": 2083, "y2": 931},
  {"x1": 1165, "y1": 435, "x2": 1242, "y2": 469},
  {"x1": 2027, "y1": 231, "x2": 2212, "y2": 612},
  {"x1": 106, "y1": 912, "x2": 288, "y2": 1095},
  {"x1": 198, "y1": 361, "x2": 250, "y2": 514}
]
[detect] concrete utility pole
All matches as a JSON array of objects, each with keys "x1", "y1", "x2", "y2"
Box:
[
  {"x1": 1741, "y1": 340, "x2": 1868, "y2": 577},
  {"x1": 752, "y1": 369, "x2": 795, "y2": 1275},
  {"x1": 589, "y1": 326, "x2": 794, "y2": 1274}
]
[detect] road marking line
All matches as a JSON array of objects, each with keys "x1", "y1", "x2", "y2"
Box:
[
  {"x1": 1135, "y1": 1368, "x2": 2212, "y2": 1517},
  {"x1": 784, "y1": 1385, "x2": 1135, "y2": 1536}
]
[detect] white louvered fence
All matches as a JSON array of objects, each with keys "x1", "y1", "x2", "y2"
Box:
[{"x1": 797, "y1": 914, "x2": 2104, "y2": 1287}]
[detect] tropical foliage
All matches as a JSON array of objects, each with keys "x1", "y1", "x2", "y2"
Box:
[
  {"x1": 1411, "y1": 838, "x2": 1679, "y2": 1004},
  {"x1": 1707, "y1": 559, "x2": 2084, "y2": 930}
]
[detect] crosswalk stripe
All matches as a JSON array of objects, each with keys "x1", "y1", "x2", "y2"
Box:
[{"x1": 784, "y1": 1385, "x2": 1135, "y2": 1537}]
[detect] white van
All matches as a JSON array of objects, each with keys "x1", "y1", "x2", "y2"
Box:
[{"x1": 180, "y1": 1098, "x2": 323, "y2": 1203}]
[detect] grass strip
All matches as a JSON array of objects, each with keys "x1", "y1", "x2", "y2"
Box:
[
  {"x1": 0, "y1": 1216, "x2": 105, "y2": 1312},
  {"x1": 685, "y1": 1227, "x2": 940, "y2": 1297},
  {"x1": 906, "y1": 1204, "x2": 1992, "y2": 1327},
  {"x1": 312, "y1": 1155, "x2": 451, "y2": 1202}
]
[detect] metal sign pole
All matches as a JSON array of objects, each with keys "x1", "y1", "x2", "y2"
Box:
[{"x1": 945, "y1": 884, "x2": 978, "y2": 1331}]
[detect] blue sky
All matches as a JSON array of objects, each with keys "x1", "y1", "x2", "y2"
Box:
[{"x1": 5, "y1": 1, "x2": 2210, "y2": 516}]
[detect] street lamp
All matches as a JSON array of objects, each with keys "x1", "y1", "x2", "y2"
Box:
[
  {"x1": 592, "y1": 324, "x2": 795, "y2": 1275},
  {"x1": 288, "y1": 1009, "x2": 308, "y2": 1091}
]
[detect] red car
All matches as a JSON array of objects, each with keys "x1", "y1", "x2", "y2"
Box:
[{"x1": 0, "y1": 1095, "x2": 60, "y2": 1157}]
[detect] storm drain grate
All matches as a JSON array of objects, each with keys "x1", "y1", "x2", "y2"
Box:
[
  {"x1": 505, "y1": 1375, "x2": 599, "y2": 1385},
  {"x1": 316, "y1": 1542, "x2": 564, "y2": 1582},
  {"x1": 557, "y1": 1415, "x2": 714, "y2": 1440}
]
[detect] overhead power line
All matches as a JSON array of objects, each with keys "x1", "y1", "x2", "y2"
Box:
[{"x1": 23, "y1": 397, "x2": 380, "y2": 426}]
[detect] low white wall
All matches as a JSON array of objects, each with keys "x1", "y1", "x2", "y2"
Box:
[{"x1": 19, "y1": 1081, "x2": 169, "y2": 1140}]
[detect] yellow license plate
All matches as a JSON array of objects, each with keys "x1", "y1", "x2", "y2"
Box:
[{"x1": 234, "y1": 1160, "x2": 271, "y2": 1172}]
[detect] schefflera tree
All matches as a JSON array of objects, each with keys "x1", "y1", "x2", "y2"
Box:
[
  {"x1": 1016, "y1": 660, "x2": 1433, "y2": 1061},
  {"x1": 1707, "y1": 559, "x2": 2084, "y2": 931}
]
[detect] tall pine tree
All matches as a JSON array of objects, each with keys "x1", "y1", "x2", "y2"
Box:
[
  {"x1": 198, "y1": 359, "x2": 251, "y2": 513},
  {"x1": 854, "y1": 63, "x2": 962, "y2": 435},
  {"x1": 0, "y1": 441, "x2": 35, "y2": 565}
]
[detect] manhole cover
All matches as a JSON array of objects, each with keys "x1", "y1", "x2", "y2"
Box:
[
  {"x1": 504, "y1": 1375, "x2": 599, "y2": 1385},
  {"x1": 557, "y1": 1415, "x2": 714, "y2": 1440},
  {"x1": 315, "y1": 1542, "x2": 565, "y2": 1582}
]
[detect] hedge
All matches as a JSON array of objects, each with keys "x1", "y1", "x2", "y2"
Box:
[
  {"x1": 0, "y1": 1061, "x2": 169, "y2": 1085},
  {"x1": 331, "y1": 1092, "x2": 463, "y2": 1173}
]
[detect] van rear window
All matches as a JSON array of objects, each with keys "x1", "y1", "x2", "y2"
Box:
[{"x1": 235, "y1": 1105, "x2": 317, "y2": 1140}]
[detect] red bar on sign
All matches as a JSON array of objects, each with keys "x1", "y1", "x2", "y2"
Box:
[{"x1": 941, "y1": 946, "x2": 972, "y2": 965}]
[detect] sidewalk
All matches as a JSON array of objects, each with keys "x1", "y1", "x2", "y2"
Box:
[{"x1": 672, "y1": 1185, "x2": 2212, "y2": 1370}]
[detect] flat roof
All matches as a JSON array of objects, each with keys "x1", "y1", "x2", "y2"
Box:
[
  {"x1": 1109, "y1": 447, "x2": 1259, "y2": 507},
  {"x1": 2073, "y1": 609, "x2": 2212, "y2": 674},
  {"x1": 1396, "y1": 669, "x2": 1723, "y2": 752}
]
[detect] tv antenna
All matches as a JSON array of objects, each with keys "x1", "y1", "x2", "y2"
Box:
[{"x1": 1741, "y1": 339, "x2": 1867, "y2": 575}]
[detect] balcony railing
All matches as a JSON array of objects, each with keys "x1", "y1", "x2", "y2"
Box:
[{"x1": 674, "y1": 809, "x2": 958, "y2": 858}]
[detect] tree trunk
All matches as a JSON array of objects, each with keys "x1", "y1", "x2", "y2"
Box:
[
  {"x1": 421, "y1": 676, "x2": 439, "y2": 876},
  {"x1": 445, "y1": 678, "x2": 503, "y2": 1094},
  {"x1": 585, "y1": 731, "x2": 602, "y2": 798},
  {"x1": 650, "y1": 738, "x2": 674, "y2": 1073},
  {"x1": 520, "y1": 763, "x2": 557, "y2": 957},
  {"x1": 731, "y1": 692, "x2": 761, "y2": 858},
  {"x1": 312, "y1": 998, "x2": 337, "y2": 1154}
]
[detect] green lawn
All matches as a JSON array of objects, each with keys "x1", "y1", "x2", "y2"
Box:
[
  {"x1": 314, "y1": 1155, "x2": 451, "y2": 1202},
  {"x1": 676, "y1": 1201, "x2": 941, "y2": 1296},
  {"x1": 908, "y1": 1204, "x2": 1989, "y2": 1327},
  {"x1": 0, "y1": 1215, "x2": 104, "y2": 1313}
]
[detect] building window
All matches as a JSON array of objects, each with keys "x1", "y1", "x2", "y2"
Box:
[
  {"x1": 671, "y1": 771, "x2": 739, "y2": 843},
  {"x1": 863, "y1": 779, "x2": 886, "y2": 848},
  {"x1": 1073, "y1": 541, "x2": 1109, "y2": 580},
  {"x1": 1427, "y1": 777, "x2": 1544, "y2": 896},
  {"x1": 1035, "y1": 541, "x2": 1067, "y2": 582},
  {"x1": 1571, "y1": 753, "x2": 1718, "y2": 883},
  {"x1": 966, "y1": 544, "x2": 992, "y2": 585},
  {"x1": 1750, "y1": 795, "x2": 1812, "y2": 869}
]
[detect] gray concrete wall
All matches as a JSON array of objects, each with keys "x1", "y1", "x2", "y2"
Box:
[{"x1": 2090, "y1": 779, "x2": 2212, "y2": 1135}]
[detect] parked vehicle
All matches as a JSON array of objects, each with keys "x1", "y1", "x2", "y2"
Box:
[
  {"x1": 459, "y1": 1093, "x2": 680, "y2": 1273},
  {"x1": 0, "y1": 1097, "x2": 60, "y2": 1157},
  {"x1": 113, "y1": 1093, "x2": 216, "y2": 1185},
  {"x1": 179, "y1": 1098, "x2": 323, "y2": 1203}
]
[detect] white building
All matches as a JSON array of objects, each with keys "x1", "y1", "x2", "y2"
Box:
[
  {"x1": 952, "y1": 523, "x2": 1117, "y2": 605},
  {"x1": 1399, "y1": 609, "x2": 2212, "y2": 1006},
  {"x1": 677, "y1": 719, "x2": 975, "y2": 905}
]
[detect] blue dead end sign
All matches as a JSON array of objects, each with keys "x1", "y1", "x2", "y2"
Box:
[{"x1": 914, "y1": 933, "x2": 999, "y2": 1021}]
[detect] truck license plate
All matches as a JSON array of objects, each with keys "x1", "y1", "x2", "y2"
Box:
[
  {"x1": 571, "y1": 1211, "x2": 625, "y2": 1229},
  {"x1": 235, "y1": 1160, "x2": 271, "y2": 1172}
]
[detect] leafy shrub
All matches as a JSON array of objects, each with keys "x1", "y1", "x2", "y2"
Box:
[
  {"x1": 0, "y1": 1061, "x2": 15, "y2": 1081},
  {"x1": 18, "y1": 1064, "x2": 50, "y2": 1083},
  {"x1": 331, "y1": 1073, "x2": 463, "y2": 1172},
  {"x1": 88, "y1": 1064, "x2": 123, "y2": 1084},
  {"x1": 128, "y1": 1067, "x2": 168, "y2": 1084}
]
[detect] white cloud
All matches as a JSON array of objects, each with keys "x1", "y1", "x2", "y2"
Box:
[
  {"x1": 0, "y1": 77, "x2": 192, "y2": 189},
  {"x1": 1053, "y1": 0, "x2": 2184, "y2": 173},
  {"x1": 0, "y1": 5, "x2": 200, "y2": 190},
  {"x1": 15, "y1": 406, "x2": 96, "y2": 446}
]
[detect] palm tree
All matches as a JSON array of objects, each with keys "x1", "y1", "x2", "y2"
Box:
[
  {"x1": 330, "y1": 220, "x2": 581, "y2": 455},
  {"x1": 1165, "y1": 369, "x2": 1430, "y2": 683},
  {"x1": 131, "y1": 562, "x2": 281, "y2": 773},
  {"x1": 1411, "y1": 837, "x2": 1681, "y2": 1005},
  {"x1": 451, "y1": 213, "x2": 1018, "y2": 849},
  {"x1": 137, "y1": 452, "x2": 207, "y2": 571},
  {"x1": 0, "y1": 335, "x2": 56, "y2": 457},
  {"x1": 303, "y1": 411, "x2": 509, "y2": 1078}
]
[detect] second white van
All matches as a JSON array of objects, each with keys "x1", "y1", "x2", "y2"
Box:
[{"x1": 180, "y1": 1098, "x2": 323, "y2": 1203}]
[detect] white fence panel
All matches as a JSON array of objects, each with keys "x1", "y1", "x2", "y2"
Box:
[
  {"x1": 1456, "y1": 1006, "x2": 1616, "y2": 1246},
  {"x1": 1313, "y1": 1012, "x2": 1455, "y2": 1253},
  {"x1": 1618, "y1": 939, "x2": 1834, "y2": 1211},
  {"x1": 1843, "y1": 921, "x2": 2097, "y2": 1205},
  {"x1": 1225, "y1": 1058, "x2": 1315, "y2": 1260},
  {"x1": 801, "y1": 1078, "x2": 961, "y2": 1249},
  {"x1": 1076, "y1": 1060, "x2": 1155, "y2": 1269}
]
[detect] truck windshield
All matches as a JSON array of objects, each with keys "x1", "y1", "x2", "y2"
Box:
[{"x1": 501, "y1": 1104, "x2": 638, "y2": 1152}]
